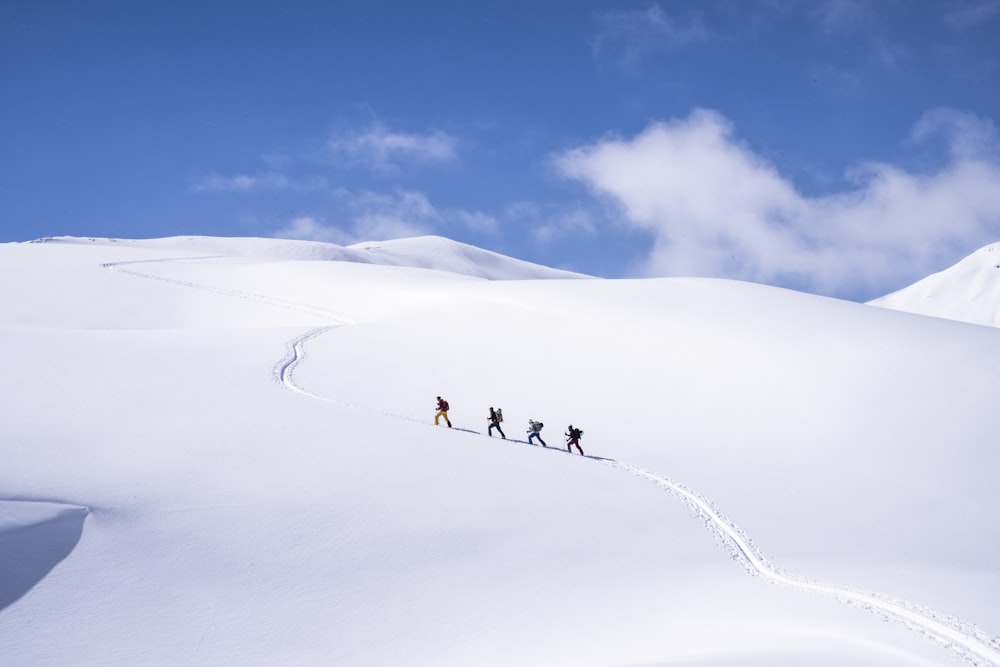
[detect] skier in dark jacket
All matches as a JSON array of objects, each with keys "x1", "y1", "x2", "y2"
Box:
[
  {"x1": 488, "y1": 407, "x2": 506, "y2": 439},
  {"x1": 435, "y1": 396, "x2": 452, "y2": 427},
  {"x1": 565, "y1": 425, "x2": 584, "y2": 455}
]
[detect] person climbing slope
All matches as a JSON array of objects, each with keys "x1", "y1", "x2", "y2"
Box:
[
  {"x1": 565, "y1": 424, "x2": 584, "y2": 455},
  {"x1": 434, "y1": 396, "x2": 452, "y2": 428},
  {"x1": 527, "y1": 419, "x2": 547, "y2": 447},
  {"x1": 488, "y1": 407, "x2": 505, "y2": 439}
]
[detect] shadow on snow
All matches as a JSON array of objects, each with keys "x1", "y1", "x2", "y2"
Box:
[{"x1": 0, "y1": 503, "x2": 89, "y2": 612}]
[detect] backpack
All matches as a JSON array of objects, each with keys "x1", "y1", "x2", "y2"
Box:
[
  {"x1": 441, "y1": 400, "x2": 450, "y2": 411},
  {"x1": 497, "y1": 408, "x2": 503, "y2": 422}
]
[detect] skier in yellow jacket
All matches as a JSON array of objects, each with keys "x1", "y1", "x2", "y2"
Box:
[{"x1": 434, "y1": 396, "x2": 452, "y2": 427}]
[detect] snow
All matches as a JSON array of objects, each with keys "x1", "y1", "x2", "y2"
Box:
[
  {"x1": 870, "y1": 242, "x2": 1000, "y2": 328},
  {"x1": 32, "y1": 234, "x2": 589, "y2": 280},
  {"x1": 1, "y1": 236, "x2": 999, "y2": 666}
]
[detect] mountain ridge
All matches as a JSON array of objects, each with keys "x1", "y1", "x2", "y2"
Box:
[{"x1": 29, "y1": 234, "x2": 590, "y2": 281}]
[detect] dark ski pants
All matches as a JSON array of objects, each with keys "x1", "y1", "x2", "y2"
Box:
[
  {"x1": 528, "y1": 433, "x2": 546, "y2": 446},
  {"x1": 489, "y1": 423, "x2": 505, "y2": 438},
  {"x1": 567, "y1": 438, "x2": 583, "y2": 455}
]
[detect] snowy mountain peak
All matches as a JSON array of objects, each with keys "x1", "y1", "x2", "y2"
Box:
[{"x1": 869, "y1": 242, "x2": 1000, "y2": 327}]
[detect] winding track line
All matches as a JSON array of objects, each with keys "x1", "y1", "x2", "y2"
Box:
[
  {"x1": 273, "y1": 326, "x2": 342, "y2": 397},
  {"x1": 105, "y1": 256, "x2": 1000, "y2": 667},
  {"x1": 606, "y1": 461, "x2": 1000, "y2": 667},
  {"x1": 102, "y1": 257, "x2": 355, "y2": 323}
]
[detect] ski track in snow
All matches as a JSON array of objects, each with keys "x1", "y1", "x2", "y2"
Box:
[
  {"x1": 101, "y1": 257, "x2": 356, "y2": 323},
  {"x1": 105, "y1": 256, "x2": 1000, "y2": 667}
]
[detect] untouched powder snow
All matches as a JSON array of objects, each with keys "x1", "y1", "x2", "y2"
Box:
[
  {"x1": 1, "y1": 237, "x2": 999, "y2": 666},
  {"x1": 870, "y1": 242, "x2": 1000, "y2": 328}
]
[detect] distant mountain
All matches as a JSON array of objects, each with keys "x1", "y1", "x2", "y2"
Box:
[
  {"x1": 31, "y1": 235, "x2": 589, "y2": 281},
  {"x1": 868, "y1": 242, "x2": 1000, "y2": 327}
]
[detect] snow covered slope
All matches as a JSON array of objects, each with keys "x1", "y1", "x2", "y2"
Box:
[
  {"x1": 869, "y1": 242, "x2": 1000, "y2": 327},
  {"x1": 1, "y1": 237, "x2": 999, "y2": 666},
  {"x1": 30, "y1": 234, "x2": 589, "y2": 281}
]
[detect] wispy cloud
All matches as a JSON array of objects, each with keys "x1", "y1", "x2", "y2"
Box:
[
  {"x1": 451, "y1": 209, "x2": 499, "y2": 234},
  {"x1": 194, "y1": 121, "x2": 459, "y2": 193},
  {"x1": 910, "y1": 108, "x2": 1000, "y2": 160},
  {"x1": 192, "y1": 172, "x2": 329, "y2": 193},
  {"x1": 328, "y1": 123, "x2": 459, "y2": 173},
  {"x1": 807, "y1": 61, "x2": 865, "y2": 97},
  {"x1": 762, "y1": 2, "x2": 906, "y2": 76},
  {"x1": 506, "y1": 201, "x2": 598, "y2": 243},
  {"x1": 869, "y1": 37, "x2": 909, "y2": 70},
  {"x1": 273, "y1": 216, "x2": 354, "y2": 245},
  {"x1": 272, "y1": 189, "x2": 496, "y2": 245},
  {"x1": 809, "y1": 0, "x2": 874, "y2": 34},
  {"x1": 943, "y1": 0, "x2": 1000, "y2": 28},
  {"x1": 554, "y1": 108, "x2": 1000, "y2": 298},
  {"x1": 348, "y1": 190, "x2": 441, "y2": 240},
  {"x1": 592, "y1": 4, "x2": 710, "y2": 68}
]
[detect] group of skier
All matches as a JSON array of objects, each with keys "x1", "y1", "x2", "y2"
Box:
[{"x1": 434, "y1": 396, "x2": 585, "y2": 456}]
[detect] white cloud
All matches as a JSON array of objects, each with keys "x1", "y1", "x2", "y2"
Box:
[
  {"x1": 328, "y1": 123, "x2": 459, "y2": 173},
  {"x1": 192, "y1": 172, "x2": 328, "y2": 193},
  {"x1": 348, "y1": 190, "x2": 439, "y2": 240},
  {"x1": 592, "y1": 4, "x2": 710, "y2": 68},
  {"x1": 271, "y1": 192, "x2": 436, "y2": 246},
  {"x1": 272, "y1": 189, "x2": 496, "y2": 245},
  {"x1": 193, "y1": 172, "x2": 289, "y2": 193},
  {"x1": 910, "y1": 108, "x2": 1000, "y2": 160},
  {"x1": 273, "y1": 216, "x2": 354, "y2": 245},
  {"x1": 554, "y1": 108, "x2": 1000, "y2": 297}
]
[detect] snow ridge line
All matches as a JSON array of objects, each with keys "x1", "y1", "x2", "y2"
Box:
[
  {"x1": 101, "y1": 257, "x2": 356, "y2": 323},
  {"x1": 105, "y1": 255, "x2": 1000, "y2": 666},
  {"x1": 607, "y1": 460, "x2": 1000, "y2": 667}
]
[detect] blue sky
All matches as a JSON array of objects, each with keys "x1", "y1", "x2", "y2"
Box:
[{"x1": 3, "y1": 1, "x2": 1000, "y2": 300}]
